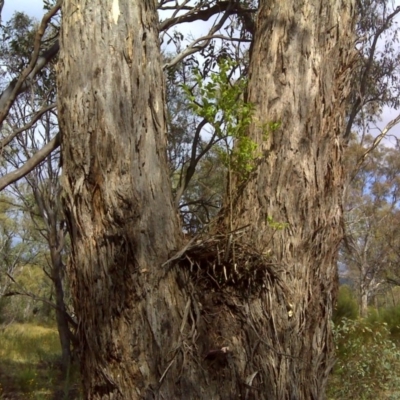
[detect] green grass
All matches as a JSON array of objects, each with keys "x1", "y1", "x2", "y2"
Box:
[{"x1": 0, "y1": 322, "x2": 81, "y2": 399}]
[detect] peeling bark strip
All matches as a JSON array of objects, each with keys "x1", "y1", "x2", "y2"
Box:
[{"x1": 57, "y1": 0, "x2": 357, "y2": 399}]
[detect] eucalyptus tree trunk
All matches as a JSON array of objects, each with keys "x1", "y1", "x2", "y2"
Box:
[
  {"x1": 56, "y1": 0, "x2": 357, "y2": 398},
  {"x1": 57, "y1": 0, "x2": 182, "y2": 397},
  {"x1": 223, "y1": 0, "x2": 356, "y2": 397}
]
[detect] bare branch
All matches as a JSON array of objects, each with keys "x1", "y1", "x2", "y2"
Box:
[
  {"x1": 0, "y1": 0, "x2": 4, "y2": 25},
  {"x1": 387, "y1": 277, "x2": 400, "y2": 286},
  {"x1": 345, "y1": 5, "x2": 400, "y2": 138},
  {"x1": 351, "y1": 112, "x2": 400, "y2": 179},
  {"x1": 0, "y1": 0, "x2": 61, "y2": 125},
  {"x1": 175, "y1": 118, "x2": 208, "y2": 206},
  {"x1": 0, "y1": 103, "x2": 56, "y2": 151},
  {"x1": 164, "y1": 4, "x2": 234, "y2": 70},
  {"x1": 5, "y1": 273, "x2": 77, "y2": 328},
  {"x1": 0, "y1": 132, "x2": 60, "y2": 191},
  {"x1": 159, "y1": 1, "x2": 255, "y2": 32}
]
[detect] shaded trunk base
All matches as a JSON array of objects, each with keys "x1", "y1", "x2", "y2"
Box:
[{"x1": 78, "y1": 230, "x2": 335, "y2": 400}]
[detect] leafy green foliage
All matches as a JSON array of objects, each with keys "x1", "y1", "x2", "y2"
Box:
[
  {"x1": 341, "y1": 136, "x2": 400, "y2": 317},
  {"x1": 0, "y1": 13, "x2": 36, "y2": 76},
  {"x1": 333, "y1": 285, "x2": 359, "y2": 324},
  {"x1": 0, "y1": 11, "x2": 58, "y2": 102},
  {"x1": 164, "y1": 54, "x2": 227, "y2": 232},
  {"x1": 182, "y1": 58, "x2": 258, "y2": 180},
  {"x1": 328, "y1": 318, "x2": 400, "y2": 399},
  {"x1": 0, "y1": 192, "x2": 55, "y2": 324},
  {"x1": 366, "y1": 304, "x2": 400, "y2": 343},
  {"x1": 266, "y1": 215, "x2": 289, "y2": 230}
]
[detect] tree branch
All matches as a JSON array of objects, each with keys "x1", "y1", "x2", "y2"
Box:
[
  {"x1": 345, "y1": 5, "x2": 400, "y2": 138},
  {"x1": 159, "y1": 1, "x2": 255, "y2": 33},
  {"x1": 0, "y1": 103, "x2": 56, "y2": 151},
  {"x1": 0, "y1": 0, "x2": 4, "y2": 25},
  {"x1": 175, "y1": 118, "x2": 208, "y2": 206},
  {"x1": 0, "y1": 0, "x2": 61, "y2": 125},
  {"x1": 350, "y1": 112, "x2": 400, "y2": 181},
  {"x1": 0, "y1": 132, "x2": 60, "y2": 191},
  {"x1": 5, "y1": 273, "x2": 77, "y2": 329},
  {"x1": 163, "y1": 4, "x2": 234, "y2": 70}
]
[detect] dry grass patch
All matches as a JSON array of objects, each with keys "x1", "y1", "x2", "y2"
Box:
[{"x1": 0, "y1": 322, "x2": 80, "y2": 400}]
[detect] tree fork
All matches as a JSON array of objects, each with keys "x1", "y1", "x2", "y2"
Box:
[{"x1": 57, "y1": 0, "x2": 357, "y2": 398}]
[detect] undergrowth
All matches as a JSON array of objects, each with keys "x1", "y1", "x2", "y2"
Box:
[
  {"x1": 328, "y1": 287, "x2": 400, "y2": 399},
  {"x1": 0, "y1": 322, "x2": 81, "y2": 399}
]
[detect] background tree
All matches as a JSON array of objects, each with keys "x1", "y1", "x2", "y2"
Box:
[
  {"x1": 0, "y1": 193, "x2": 37, "y2": 304},
  {"x1": 342, "y1": 136, "x2": 400, "y2": 316},
  {"x1": 341, "y1": 132, "x2": 400, "y2": 317},
  {"x1": 0, "y1": 10, "x2": 74, "y2": 373},
  {"x1": 346, "y1": 0, "x2": 400, "y2": 139}
]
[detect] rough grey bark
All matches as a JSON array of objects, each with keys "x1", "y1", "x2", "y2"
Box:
[
  {"x1": 223, "y1": 0, "x2": 357, "y2": 397},
  {"x1": 57, "y1": 0, "x2": 182, "y2": 398},
  {"x1": 56, "y1": 0, "x2": 357, "y2": 399}
]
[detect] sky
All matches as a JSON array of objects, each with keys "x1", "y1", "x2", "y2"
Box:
[
  {"x1": 2, "y1": 0, "x2": 44, "y2": 21},
  {"x1": 4, "y1": 0, "x2": 400, "y2": 143}
]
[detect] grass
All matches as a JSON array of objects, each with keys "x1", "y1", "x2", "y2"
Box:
[{"x1": 0, "y1": 322, "x2": 81, "y2": 399}]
